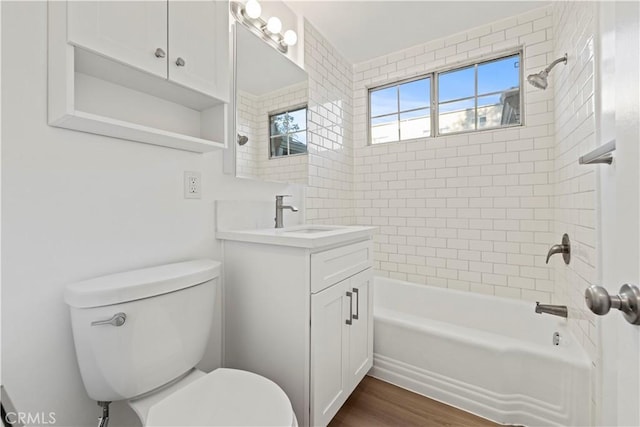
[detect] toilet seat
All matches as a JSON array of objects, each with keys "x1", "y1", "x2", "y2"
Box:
[{"x1": 129, "y1": 368, "x2": 297, "y2": 427}]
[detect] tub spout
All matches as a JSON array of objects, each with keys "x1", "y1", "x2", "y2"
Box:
[{"x1": 535, "y1": 302, "x2": 568, "y2": 318}]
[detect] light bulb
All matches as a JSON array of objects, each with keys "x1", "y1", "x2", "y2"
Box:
[
  {"x1": 266, "y1": 16, "x2": 282, "y2": 34},
  {"x1": 244, "y1": 0, "x2": 261, "y2": 19},
  {"x1": 283, "y1": 30, "x2": 297, "y2": 46}
]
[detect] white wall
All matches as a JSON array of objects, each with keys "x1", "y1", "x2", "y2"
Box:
[
  {"x1": 1, "y1": 2, "x2": 302, "y2": 426},
  {"x1": 352, "y1": 7, "x2": 557, "y2": 302}
]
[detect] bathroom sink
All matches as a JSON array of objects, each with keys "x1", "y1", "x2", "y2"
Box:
[
  {"x1": 281, "y1": 225, "x2": 342, "y2": 234},
  {"x1": 216, "y1": 224, "x2": 376, "y2": 248}
]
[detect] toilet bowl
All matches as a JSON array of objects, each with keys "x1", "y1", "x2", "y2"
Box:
[{"x1": 64, "y1": 259, "x2": 297, "y2": 426}]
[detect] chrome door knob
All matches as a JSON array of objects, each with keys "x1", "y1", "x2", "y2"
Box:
[
  {"x1": 585, "y1": 284, "x2": 640, "y2": 325},
  {"x1": 175, "y1": 57, "x2": 186, "y2": 67},
  {"x1": 154, "y1": 48, "x2": 166, "y2": 58}
]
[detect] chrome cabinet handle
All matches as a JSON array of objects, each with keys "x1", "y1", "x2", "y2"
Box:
[
  {"x1": 345, "y1": 292, "x2": 353, "y2": 325},
  {"x1": 352, "y1": 288, "x2": 359, "y2": 320},
  {"x1": 585, "y1": 284, "x2": 640, "y2": 325},
  {"x1": 91, "y1": 312, "x2": 127, "y2": 327},
  {"x1": 175, "y1": 57, "x2": 186, "y2": 67},
  {"x1": 154, "y1": 48, "x2": 165, "y2": 58}
]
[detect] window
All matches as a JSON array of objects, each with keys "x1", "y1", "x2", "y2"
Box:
[
  {"x1": 369, "y1": 77, "x2": 431, "y2": 144},
  {"x1": 269, "y1": 106, "x2": 307, "y2": 158},
  {"x1": 368, "y1": 52, "x2": 521, "y2": 144},
  {"x1": 438, "y1": 54, "x2": 520, "y2": 134}
]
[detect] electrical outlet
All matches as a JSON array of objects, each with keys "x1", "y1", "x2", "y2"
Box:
[{"x1": 184, "y1": 171, "x2": 201, "y2": 199}]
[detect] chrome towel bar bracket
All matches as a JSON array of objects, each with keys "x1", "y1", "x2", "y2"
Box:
[{"x1": 579, "y1": 140, "x2": 616, "y2": 165}]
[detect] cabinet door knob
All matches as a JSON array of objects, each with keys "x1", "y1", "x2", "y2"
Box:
[
  {"x1": 175, "y1": 57, "x2": 186, "y2": 67},
  {"x1": 154, "y1": 48, "x2": 166, "y2": 58}
]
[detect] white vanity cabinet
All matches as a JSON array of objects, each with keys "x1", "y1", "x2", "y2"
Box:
[
  {"x1": 220, "y1": 230, "x2": 375, "y2": 427},
  {"x1": 49, "y1": 1, "x2": 229, "y2": 152},
  {"x1": 311, "y1": 268, "x2": 373, "y2": 427}
]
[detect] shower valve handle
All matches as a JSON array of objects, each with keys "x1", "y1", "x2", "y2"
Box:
[{"x1": 585, "y1": 284, "x2": 640, "y2": 325}]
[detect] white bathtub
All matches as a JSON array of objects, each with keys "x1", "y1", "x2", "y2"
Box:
[{"x1": 370, "y1": 277, "x2": 592, "y2": 427}]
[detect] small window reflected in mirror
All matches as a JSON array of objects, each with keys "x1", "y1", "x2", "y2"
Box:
[{"x1": 269, "y1": 106, "x2": 308, "y2": 158}]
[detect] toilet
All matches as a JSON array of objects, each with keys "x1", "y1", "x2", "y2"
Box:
[{"x1": 64, "y1": 259, "x2": 297, "y2": 426}]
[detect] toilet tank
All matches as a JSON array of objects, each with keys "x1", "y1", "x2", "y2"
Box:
[{"x1": 64, "y1": 259, "x2": 220, "y2": 402}]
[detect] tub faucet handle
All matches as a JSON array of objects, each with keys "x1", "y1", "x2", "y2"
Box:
[{"x1": 546, "y1": 234, "x2": 570, "y2": 264}]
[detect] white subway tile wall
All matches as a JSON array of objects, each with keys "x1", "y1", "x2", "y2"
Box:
[
  {"x1": 236, "y1": 82, "x2": 309, "y2": 183},
  {"x1": 305, "y1": 21, "x2": 355, "y2": 224},
  {"x1": 551, "y1": 1, "x2": 598, "y2": 417},
  {"x1": 351, "y1": 6, "x2": 556, "y2": 301}
]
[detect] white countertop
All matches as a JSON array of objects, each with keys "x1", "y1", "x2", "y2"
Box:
[{"x1": 216, "y1": 225, "x2": 376, "y2": 249}]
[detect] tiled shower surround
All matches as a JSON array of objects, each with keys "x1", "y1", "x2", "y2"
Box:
[
  {"x1": 304, "y1": 1, "x2": 597, "y2": 366},
  {"x1": 351, "y1": 7, "x2": 557, "y2": 302}
]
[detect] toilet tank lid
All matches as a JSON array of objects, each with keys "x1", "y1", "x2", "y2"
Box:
[{"x1": 64, "y1": 259, "x2": 221, "y2": 308}]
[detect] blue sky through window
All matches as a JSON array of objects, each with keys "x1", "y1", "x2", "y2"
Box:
[
  {"x1": 478, "y1": 55, "x2": 520, "y2": 94},
  {"x1": 438, "y1": 66, "x2": 475, "y2": 102}
]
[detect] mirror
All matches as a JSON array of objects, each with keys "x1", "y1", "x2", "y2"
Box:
[{"x1": 233, "y1": 24, "x2": 309, "y2": 184}]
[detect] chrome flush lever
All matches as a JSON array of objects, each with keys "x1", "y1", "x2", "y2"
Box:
[{"x1": 91, "y1": 312, "x2": 127, "y2": 327}]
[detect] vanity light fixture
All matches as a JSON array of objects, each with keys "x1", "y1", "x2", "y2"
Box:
[{"x1": 231, "y1": 1, "x2": 297, "y2": 54}]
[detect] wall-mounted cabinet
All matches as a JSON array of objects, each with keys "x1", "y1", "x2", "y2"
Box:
[{"x1": 48, "y1": 1, "x2": 230, "y2": 153}]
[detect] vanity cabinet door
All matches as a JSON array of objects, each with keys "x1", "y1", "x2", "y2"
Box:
[
  {"x1": 347, "y1": 269, "x2": 374, "y2": 392},
  {"x1": 311, "y1": 280, "x2": 350, "y2": 427},
  {"x1": 168, "y1": 0, "x2": 230, "y2": 101},
  {"x1": 67, "y1": 1, "x2": 168, "y2": 78}
]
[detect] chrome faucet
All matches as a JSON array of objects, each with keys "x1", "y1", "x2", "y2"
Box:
[
  {"x1": 535, "y1": 302, "x2": 568, "y2": 318},
  {"x1": 275, "y1": 195, "x2": 298, "y2": 228}
]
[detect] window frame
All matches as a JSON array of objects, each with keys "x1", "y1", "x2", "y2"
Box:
[
  {"x1": 268, "y1": 104, "x2": 309, "y2": 159},
  {"x1": 367, "y1": 49, "x2": 523, "y2": 145}
]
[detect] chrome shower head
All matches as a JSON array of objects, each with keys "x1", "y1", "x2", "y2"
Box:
[
  {"x1": 527, "y1": 71, "x2": 549, "y2": 90},
  {"x1": 237, "y1": 134, "x2": 249, "y2": 146},
  {"x1": 527, "y1": 53, "x2": 567, "y2": 90}
]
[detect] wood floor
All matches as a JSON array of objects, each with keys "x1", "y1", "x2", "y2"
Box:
[{"x1": 328, "y1": 376, "x2": 501, "y2": 427}]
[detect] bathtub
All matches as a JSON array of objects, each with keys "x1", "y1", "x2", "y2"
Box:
[{"x1": 370, "y1": 277, "x2": 592, "y2": 427}]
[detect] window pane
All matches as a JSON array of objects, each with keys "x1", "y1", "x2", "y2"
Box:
[
  {"x1": 400, "y1": 108, "x2": 430, "y2": 140},
  {"x1": 270, "y1": 113, "x2": 288, "y2": 136},
  {"x1": 371, "y1": 114, "x2": 399, "y2": 144},
  {"x1": 476, "y1": 94, "x2": 502, "y2": 129},
  {"x1": 270, "y1": 135, "x2": 288, "y2": 157},
  {"x1": 438, "y1": 66, "x2": 474, "y2": 102},
  {"x1": 476, "y1": 90, "x2": 520, "y2": 129},
  {"x1": 287, "y1": 108, "x2": 307, "y2": 131},
  {"x1": 439, "y1": 98, "x2": 475, "y2": 134},
  {"x1": 370, "y1": 86, "x2": 398, "y2": 117},
  {"x1": 478, "y1": 55, "x2": 520, "y2": 95},
  {"x1": 399, "y1": 78, "x2": 430, "y2": 111},
  {"x1": 288, "y1": 131, "x2": 307, "y2": 154}
]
